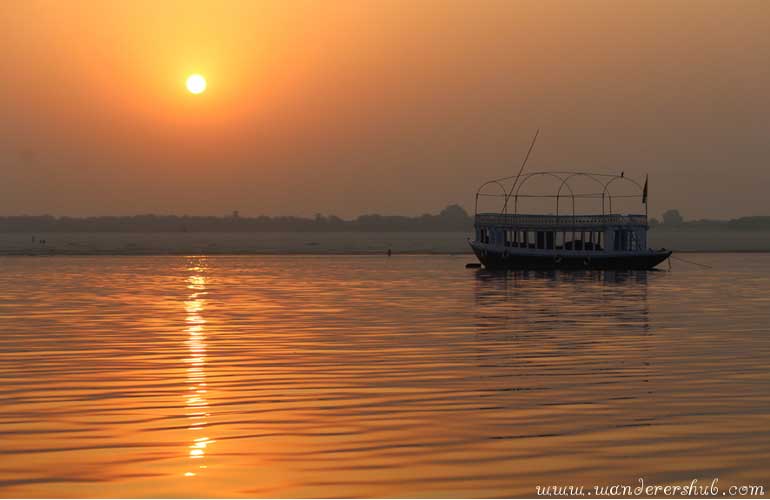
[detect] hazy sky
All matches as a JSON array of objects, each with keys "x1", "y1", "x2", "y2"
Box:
[{"x1": 1, "y1": 0, "x2": 768, "y2": 219}]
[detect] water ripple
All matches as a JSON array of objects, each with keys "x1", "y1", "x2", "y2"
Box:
[{"x1": 0, "y1": 254, "x2": 769, "y2": 497}]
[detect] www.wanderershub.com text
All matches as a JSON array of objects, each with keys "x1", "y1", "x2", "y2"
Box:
[{"x1": 536, "y1": 478, "x2": 766, "y2": 497}]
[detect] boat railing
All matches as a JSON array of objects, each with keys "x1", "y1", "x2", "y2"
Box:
[{"x1": 475, "y1": 213, "x2": 647, "y2": 227}]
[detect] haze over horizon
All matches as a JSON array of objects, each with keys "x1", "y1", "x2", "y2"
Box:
[{"x1": 2, "y1": 0, "x2": 769, "y2": 220}]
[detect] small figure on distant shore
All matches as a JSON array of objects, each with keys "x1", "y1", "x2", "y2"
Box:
[{"x1": 387, "y1": 248, "x2": 392, "y2": 257}]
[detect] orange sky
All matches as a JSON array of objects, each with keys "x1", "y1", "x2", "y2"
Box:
[{"x1": 1, "y1": 0, "x2": 769, "y2": 219}]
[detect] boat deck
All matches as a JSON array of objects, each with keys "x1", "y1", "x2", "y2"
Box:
[{"x1": 476, "y1": 213, "x2": 648, "y2": 229}]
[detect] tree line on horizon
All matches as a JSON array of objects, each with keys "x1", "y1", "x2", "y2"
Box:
[
  {"x1": 1, "y1": 205, "x2": 769, "y2": 232},
  {"x1": 0, "y1": 205, "x2": 473, "y2": 233},
  {"x1": 649, "y1": 209, "x2": 770, "y2": 231}
]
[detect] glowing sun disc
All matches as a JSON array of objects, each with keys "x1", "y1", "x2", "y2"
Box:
[{"x1": 186, "y1": 74, "x2": 207, "y2": 94}]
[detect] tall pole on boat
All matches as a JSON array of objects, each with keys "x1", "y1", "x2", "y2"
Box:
[{"x1": 502, "y1": 129, "x2": 539, "y2": 214}]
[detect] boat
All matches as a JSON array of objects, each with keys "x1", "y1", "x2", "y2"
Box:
[{"x1": 469, "y1": 170, "x2": 672, "y2": 270}]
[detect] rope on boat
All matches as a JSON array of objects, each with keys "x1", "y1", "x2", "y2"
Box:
[
  {"x1": 501, "y1": 129, "x2": 539, "y2": 213},
  {"x1": 669, "y1": 254, "x2": 713, "y2": 269}
]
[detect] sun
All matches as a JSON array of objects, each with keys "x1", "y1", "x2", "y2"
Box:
[{"x1": 186, "y1": 74, "x2": 207, "y2": 94}]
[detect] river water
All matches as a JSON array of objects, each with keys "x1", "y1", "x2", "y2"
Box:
[{"x1": 0, "y1": 254, "x2": 768, "y2": 497}]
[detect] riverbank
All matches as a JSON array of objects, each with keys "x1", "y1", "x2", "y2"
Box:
[
  {"x1": 3, "y1": 230, "x2": 770, "y2": 255},
  {"x1": 0, "y1": 232, "x2": 469, "y2": 255}
]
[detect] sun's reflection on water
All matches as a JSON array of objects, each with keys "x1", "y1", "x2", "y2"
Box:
[{"x1": 183, "y1": 258, "x2": 215, "y2": 478}]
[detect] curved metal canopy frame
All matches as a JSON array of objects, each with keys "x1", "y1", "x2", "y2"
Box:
[
  {"x1": 513, "y1": 172, "x2": 575, "y2": 216},
  {"x1": 602, "y1": 176, "x2": 644, "y2": 215},
  {"x1": 474, "y1": 179, "x2": 509, "y2": 215},
  {"x1": 474, "y1": 171, "x2": 647, "y2": 217},
  {"x1": 556, "y1": 172, "x2": 606, "y2": 216}
]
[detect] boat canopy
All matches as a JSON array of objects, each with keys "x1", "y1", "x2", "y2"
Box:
[{"x1": 474, "y1": 171, "x2": 648, "y2": 218}]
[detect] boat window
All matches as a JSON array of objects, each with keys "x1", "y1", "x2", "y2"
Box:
[
  {"x1": 527, "y1": 231, "x2": 536, "y2": 248},
  {"x1": 564, "y1": 232, "x2": 571, "y2": 251},
  {"x1": 546, "y1": 231, "x2": 554, "y2": 250},
  {"x1": 536, "y1": 231, "x2": 545, "y2": 249},
  {"x1": 629, "y1": 231, "x2": 639, "y2": 251},
  {"x1": 614, "y1": 230, "x2": 630, "y2": 251},
  {"x1": 596, "y1": 231, "x2": 603, "y2": 251},
  {"x1": 555, "y1": 231, "x2": 564, "y2": 250}
]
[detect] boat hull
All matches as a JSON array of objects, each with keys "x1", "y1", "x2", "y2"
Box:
[{"x1": 470, "y1": 243, "x2": 672, "y2": 270}]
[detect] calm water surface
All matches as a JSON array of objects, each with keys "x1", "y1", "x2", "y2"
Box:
[{"x1": 1, "y1": 255, "x2": 769, "y2": 497}]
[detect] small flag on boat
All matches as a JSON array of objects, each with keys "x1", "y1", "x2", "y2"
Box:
[{"x1": 642, "y1": 175, "x2": 648, "y2": 204}]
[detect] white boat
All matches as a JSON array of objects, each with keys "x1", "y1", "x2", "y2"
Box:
[{"x1": 469, "y1": 171, "x2": 672, "y2": 270}]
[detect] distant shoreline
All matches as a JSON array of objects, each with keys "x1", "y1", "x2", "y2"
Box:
[
  {"x1": 3, "y1": 208, "x2": 770, "y2": 234},
  {"x1": 1, "y1": 250, "x2": 769, "y2": 257},
  {"x1": 3, "y1": 230, "x2": 770, "y2": 255},
  {"x1": 0, "y1": 250, "x2": 770, "y2": 262},
  {"x1": 1, "y1": 253, "x2": 768, "y2": 260}
]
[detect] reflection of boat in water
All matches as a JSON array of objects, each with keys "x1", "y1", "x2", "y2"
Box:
[
  {"x1": 472, "y1": 268, "x2": 652, "y2": 337},
  {"x1": 470, "y1": 170, "x2": 672, "y2": 270},
  {"x1": 470, "y1": 269, "x2": 656, "y2": 413}
]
